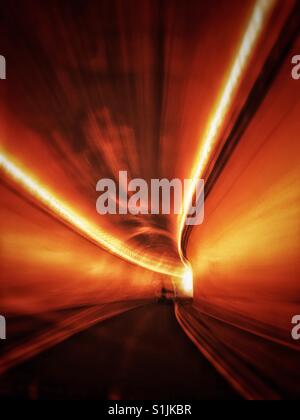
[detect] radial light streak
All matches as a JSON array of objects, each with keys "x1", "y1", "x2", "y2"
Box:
[
  {"x1": 0, "y1": 151, "x2": 185, "y2": 278},
  {"x1": 177, "y1": 0, "x2": 276, "y2": 249}
]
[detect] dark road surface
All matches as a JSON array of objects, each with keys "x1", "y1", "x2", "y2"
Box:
[{"x1": 0, "y1": 303, "x2": 240, "y2": 400}]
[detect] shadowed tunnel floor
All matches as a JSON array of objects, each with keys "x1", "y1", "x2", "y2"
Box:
[{"x1": 0, "y1": 304, "x2": 240, "y2": 400}]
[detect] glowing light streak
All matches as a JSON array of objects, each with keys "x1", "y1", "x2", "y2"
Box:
[
  {"x1": 178, "y1": 0, "x2": 276, "y2": 247},
  {"x1": 176, "y1": 0, "x2": 276, "y2": 296},
  {"x1": 0, "y1": 151, "x2": 185, "y2": 278}
]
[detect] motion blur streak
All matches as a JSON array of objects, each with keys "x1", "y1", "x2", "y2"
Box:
[
  {"x1": 178, "y1": 0, "x2": 276, "y2": 244},
  {"x1": 0, "y1": 181, "x2": 160, "y2": 310},
  {"x1": 0, "y1": 301, "x2": 149, "y2": 375},
  {"x1": 0, "y1": 152, "x2": 183, "y2": 278},
  {"x1": 0, "y1": 0, "x2": 300, "y2": 400},
  {"x1": 181, "y1": 30, "x2": 300, "y2": 398}
]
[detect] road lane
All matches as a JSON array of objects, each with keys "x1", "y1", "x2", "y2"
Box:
[{"x1": 0, "y1": 303, "x2": 240, "y2": 400}]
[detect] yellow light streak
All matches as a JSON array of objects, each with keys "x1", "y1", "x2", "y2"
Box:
[
  {"x1": 0, "y1": 151, "x2": 185, "y2": 278},
  {"x1": 177, "y1": 0, "x2": 276, "y2": 248}
]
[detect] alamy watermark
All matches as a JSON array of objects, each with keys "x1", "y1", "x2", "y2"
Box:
[
  {"x1": 291, "y1": 315, "x2": 300, "y2": 341},
  {"x1": 291, "y1": 55, "x2": 300, "y2": 80},
  {"x1": 0, "y1": 55, "x2": 6, "y2": 80},
  {"x1": 0, "y1": 315, "x2": 6, "y2": 340},
  {"x1": 96, "y1": 171, "x2": 204, "y2": 225}
]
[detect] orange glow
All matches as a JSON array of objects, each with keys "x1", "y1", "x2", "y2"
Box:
[
  {"x1": 0, "y1": 0, "x2": 299, "y2": 399},
  {"x1": 0, "y1": 151, "x2": 184, "y2": 278},
  {"x1": 185, "y1": 49, "x2": 300, "y2": 398},
  {"x1": 177, "y1": 0, "x2": 276, "y2": 245},
  {"x1": 0, "y1": 181, "x2": 160, "y2": 314}
]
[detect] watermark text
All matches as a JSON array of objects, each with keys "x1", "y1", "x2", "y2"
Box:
[
  {"x1": 291, "y1": 55, "x2": 300, "y2": 80},
  {"x1": 0, "y1": 315, "x2": 6, "y2": 340},
  {"x1": 96, "y1": 171, "x2": 204, "y2": 226},
  {"x1": 291, "y1": 315, "x2": 300, "y2": 341},
  {"x1": 0, "y1": 55, "x2": 6, "y2": 80}
]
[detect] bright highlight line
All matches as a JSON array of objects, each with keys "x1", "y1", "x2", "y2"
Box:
[
  {"x1": 178, "y1": 0, "x2": 276, "y2": 248},
  {"x1": 0, "y1": 152, "x2": 185, "y2": 278}
]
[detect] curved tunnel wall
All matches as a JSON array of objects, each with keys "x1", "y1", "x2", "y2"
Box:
[{"x1": 184, "y1": 47, "x2": 300, "y2": 399}]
